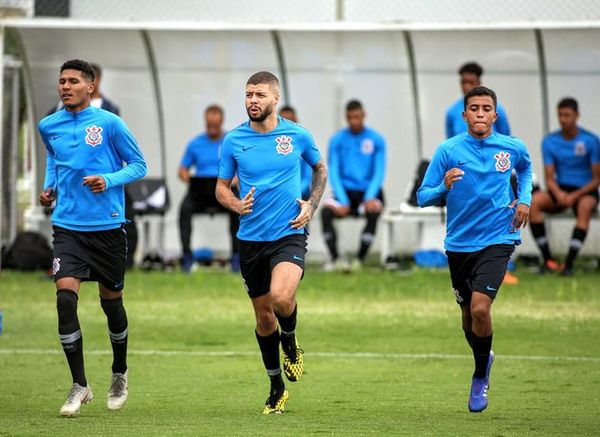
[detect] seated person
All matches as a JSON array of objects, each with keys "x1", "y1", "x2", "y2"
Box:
[
  {"x1": 529, "y1": 97, "x2": 600, "y2": 276},
  {"x1": 178, "y1": 105, "x2": 240, "y2": 272},
  {"x1": 321, "y1": 99, "x2": 386, "y2": 271},
  {"x1": 279, "y1": 105, "x2": 312, "y2": 200},
  {"x1": 446, "y1": 62, "x2": 511, "y2": 139}
]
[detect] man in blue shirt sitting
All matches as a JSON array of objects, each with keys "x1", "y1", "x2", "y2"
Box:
[
  {"x1": 418, "y1": 86, "x2": 532, "y2": 413},
  {"x1": 529, "y1": 97, "x2": 600, "y2": 276},
  {"x1": 321, "y1": 100, "x2": 386, "y2": 271},
  {"x1": 38, "y1": 59, "x2": 147, "y2": 417},
  {"x1": 178, "y1": 105, "x2": 240, "y2": 272},
  {"x1": 446, "y1": 62, "x2": 511, "y2": 139}
]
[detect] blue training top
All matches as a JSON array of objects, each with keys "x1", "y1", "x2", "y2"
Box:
[
  {"x1": 218, "y1": 116, "x2": 322, "y2": 242},
  {"x1": 39, "y1": 106, "x2": 147, "y2": 232},
  {"x1": 542, "y1": 127, "x2": 600, "y2": 187},
  {"x1": 417, "y1": 132, "x2": 533, "y2": 252},
  {"x1": 328, "y1": 126, "x2": 386, "y2": 205},
  {"x1": 180, "y1": 132, "x2": 224, "y2": 178},
  {"x1": 446, "y1": 97, "x2": 511, "y2": 139}
]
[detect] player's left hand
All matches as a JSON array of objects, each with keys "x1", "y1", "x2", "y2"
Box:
[
  {"x1": 509, "y1": 200, "x2": 529, "y2": 232},
  {"x1": 82, "y1": 175, "x2": 107, "y2": 193},
  {"x1": 290, "y1": 199, "x2": 316, "y2": 229}
]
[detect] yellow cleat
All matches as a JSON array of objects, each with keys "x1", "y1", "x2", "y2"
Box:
[
  {"x1": 262, "y1": 389, "x2": 289, "y2": 415},
  {"x1": 282, "y1": 338, "x2": 304, "y2": 382}
]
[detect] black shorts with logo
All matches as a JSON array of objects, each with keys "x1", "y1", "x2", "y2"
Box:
[
  {"x1": 446, "y1": 244, "x2": 515, "y2": 306},
  {"x1": 52, "y1": 225, "x2": 127, "y2": 291},
  {"x1": 239, "y1": 234, "x2": 307, "y2": 299}
]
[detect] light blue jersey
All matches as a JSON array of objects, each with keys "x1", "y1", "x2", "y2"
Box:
[
  {"x1": 180, "y1": 132, "x2": 224, "y2": 177},
  {"x1": 417, "y1": 132, "x2": 532, "y2": 252},
  {"x1": 328, "y1": 126, "x2": 386, "y2": 205},
  {"x1": 542, "y1": 127, "x2": 600, "y2": 187},
  {"x1": 446, "y1": 98, "x2": 511, "y2": 139},
  {"x1": 218, "y1": 117, "x2": 322, "y2": 242},
  {"x1": 39, "y1": 106, "x2": 147, "y2": 231}
]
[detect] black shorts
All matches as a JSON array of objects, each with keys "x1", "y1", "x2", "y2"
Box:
[
  {"x1": 548, "y1": 184, "x2": 599, "y2": 215},
  {"x1": 239, "y1": 234, "x2": 307, "y2": 299},
  {"x1": 446, "y1": 244, "x2": 515, "y2": 306},
  {"x1": 185, "y1": 177, "x2": 236, "y2": 213},
  {"x1": 326, "y1": 189, "x2": 385, "y2": 216},
  {"x1": 52, "y1": 225, "x2": 127, "y2": 291}
]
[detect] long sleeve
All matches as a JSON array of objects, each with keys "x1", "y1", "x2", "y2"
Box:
[
  {"x1": 417, "y1": 146, "x2": 449, "y2": 207},
  {"x1": 445, "y1": 109, "x2": 454, "y2": 139},
  {"x1": 515, "y1": 141, "x2": 533, "y2": 206},
  {"x1": 328, "y1": 135, "x2": 350, "y2": 205},
  {"x1": 101, "y1": 116, "x2": 147, "y2": 189},
  {"x1": 364, "y1": 134, "x2": 386, "y2": 201}
]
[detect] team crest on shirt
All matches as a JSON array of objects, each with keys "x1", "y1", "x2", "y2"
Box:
[
  {"x1": 275, "y1": 135, "x2": 293, "y2": 155},
  {"x1": 574, "y1": 141, "x2": 586, "y2": 156},
  {"x1": 361, "y1": 138, "x2": 375, "y2": 155},
  {"x1": 52, "y1": 257, "x2": 61, "y2": 275},
  {"x1": 85, "y1": 125, "x2": 103, "y2": 147},
  {"x1": 494, "y1": 151, "x2": 511, "y2": 173}
]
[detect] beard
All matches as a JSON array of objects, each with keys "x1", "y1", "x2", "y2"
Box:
[{"x1": 247, "y1": 104, "x2": 273, "y2": 122}]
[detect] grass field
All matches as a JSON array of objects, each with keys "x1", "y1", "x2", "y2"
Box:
[{"x1": 1, "y1": 266, "x2": 599, "y2": 436}]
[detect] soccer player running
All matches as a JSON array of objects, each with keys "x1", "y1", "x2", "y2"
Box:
[
  {"x1": 38, "y1": 59, "x2": 147, "y2": 416},
  {"x1": 529, "y1": 97, "x2": 600, "y2": 276},
  {"x1": 216, "y1": 72, "x2": 327, "y2": 414},
  {"x1": 418, "y1": 86, "x2": 532, "y2": 413}
]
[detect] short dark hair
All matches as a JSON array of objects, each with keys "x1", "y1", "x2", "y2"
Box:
[
  {"x1": 558, "y1": 97, "x2": 578, "y2": 113},
  {"x1": 458, "y1": 62, "x2": 483, "y2": 78},
  {"x1": 346, "y1": 99, "x2": 363, "y2": 112},
  {"x1": 246, "y1": 71, "x2": 280, "y2": 90},
  {"x1": 90, "y1": 63, "x2": 102, "y2": 80},
  {"x1": 205, "y1": 104, "x2": 224, "y2": 117},
  {"x1": 464, "y1": 86, "x2": 497, "y2": 110},
  {"x1": 60, "y1": 59, "x2": 95, "y2": 82},
  {"x1": 279, "y1": 105, "x2": 296, "y2": 115}
]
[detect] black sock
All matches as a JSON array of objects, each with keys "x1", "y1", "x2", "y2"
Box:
[
  {"x1": 100, "y1": 296, "x2": 128, "y2": 374},
  {"x1": 530, "y1": 222, "x2": 552, "y2": 262},
  {"x1": 56, "y1": 289, "x2": 86, "y2": 386},
  {"x1": 321, "y1": 208, "x2": 338, "y2": 260},
  {"x1": 358, "y1": 212, "x2": 379, "y2": 261},
  {"x1": 255, "y1": 329, "x2": 282, "y2": 380},
  {"x1": 565, "y1": 227, "x2": 587, "y2": 269},
  {"x1": 463, "y1": 329, "x2": 474, "y2": 350},
  {"x1": 276, "y1": 304, "x2": 297, "y2": 336},
  {"x1": 472, "y1": 333, "x2": 493, "y2": 379}
]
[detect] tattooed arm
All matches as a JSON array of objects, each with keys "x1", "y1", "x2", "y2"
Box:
[{"x1": 290, "y1": 159, "x2": 328, "y2": 229}]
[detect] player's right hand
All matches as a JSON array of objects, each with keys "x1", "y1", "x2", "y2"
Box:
[
  {"x1": 39, "y1": 188, "x2": 56, "y2": 207},
  {"x1": 444, "y1": 168, "x2": 464, "y2": 190},
  {"x1": 238, "y1": 187, "x2": 255, "y2": 215}
]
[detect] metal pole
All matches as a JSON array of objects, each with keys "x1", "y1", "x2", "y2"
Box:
[
  {"x1": 9, "y1": 61, "x2": 21, "y2": 243},
  {"x1": 403, "y1": 31, "x2": 423, "y2": 159},
  {"x1": 0, "y1": 26, "x2": 5, "y2": 252},
  {"x1": 535, "y1": 29, "x2": 550, "y2": 136}
]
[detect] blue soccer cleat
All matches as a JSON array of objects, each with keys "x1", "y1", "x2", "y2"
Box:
[
  {"x1": 469, "y1": 351, "x2": 494, "y2": 413},
  {"x1": 468, "y1": 377, "x2": 489, "y2": 412}
]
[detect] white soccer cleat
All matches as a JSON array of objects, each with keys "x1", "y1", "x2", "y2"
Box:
[
  {"x1": 107, "y1": 370, "x2": 128, "y2": 411},
  {"x1": 59, "y1": 383, "x2": 93, "y2": 417},
  {"x1": 350, "y1": 259, "x2": 363, "y2": 272}
]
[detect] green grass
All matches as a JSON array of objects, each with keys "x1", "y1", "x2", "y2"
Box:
[{"x1": 1, "y1": 267, "x2": 599, "y2": 436}]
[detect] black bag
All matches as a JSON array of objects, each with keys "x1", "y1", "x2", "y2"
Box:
[
  {"x1": 408, "y1": 159, "x2": 446, "y2": 207},
  {"x1": 1, "y1": 231, "x2": 53, "y2": 271}
]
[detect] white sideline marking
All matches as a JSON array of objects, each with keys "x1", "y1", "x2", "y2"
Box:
[{"x1": 1, "y1": 349, "x2": 599, "y2": 362}]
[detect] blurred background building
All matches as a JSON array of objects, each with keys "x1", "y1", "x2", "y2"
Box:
[{"x1": 1, "y1": 0, "x2": 600, "y2": 261}]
